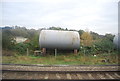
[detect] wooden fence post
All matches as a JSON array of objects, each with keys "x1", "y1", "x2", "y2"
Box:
[{"x1": 27, "y1": 48, "x2": 29, "y2": 56}]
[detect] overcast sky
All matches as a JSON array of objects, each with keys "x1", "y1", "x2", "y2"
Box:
[{"x1": 1, "y1": 0, "x2": 119, "y2": 35}]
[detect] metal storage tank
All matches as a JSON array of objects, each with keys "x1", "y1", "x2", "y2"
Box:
[
  {"x1": 113, "y1": 33, "x2": 120, "y2": 49},
  {"x1": 39, "y1": 30, "x2": 80, "y2": 50}
]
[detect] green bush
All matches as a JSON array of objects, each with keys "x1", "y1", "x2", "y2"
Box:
[
  {"x1": 14, "y1": 43, "x2": 29, "y2": 54},
  {"x1": 80, "y1": 39, "x2": 116, "y2": 55},
  {"x1": 93, "y1": 39, "x2": 115, "y2": 53},
  {"x1": 80, "y1": 45, "x2": 92, "y2": 55}
]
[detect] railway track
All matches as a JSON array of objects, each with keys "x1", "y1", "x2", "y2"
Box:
[{"x1": 1, "y1": 64, "x2": 120, "y2": 80}]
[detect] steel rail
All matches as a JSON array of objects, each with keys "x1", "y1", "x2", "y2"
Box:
[
  {"x1": 1, "y1": 63, "x2": 120, "y2": 67},
  {"x1": 2, "y1": 69, "x2": 120, "y2": 73}
]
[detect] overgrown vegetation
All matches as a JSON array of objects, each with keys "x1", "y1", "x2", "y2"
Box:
[{"x1": 1, "y1": 26, "x2": 118, "y2": 65}]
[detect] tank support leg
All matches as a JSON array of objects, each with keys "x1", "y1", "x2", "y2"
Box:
[
  {"x1": 55, "y1": 49, "x2": 57, "y2": 58},
  {"x1": 42, "y1": 48, "x2": 46, "y2": 55},
  {"x1": 74, "y1": 49, "x2": 77, "y2": 54}
]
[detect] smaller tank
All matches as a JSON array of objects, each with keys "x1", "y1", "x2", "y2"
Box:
[{"x1": 113, "y1": 33, "x2": 120, "y2": 49}]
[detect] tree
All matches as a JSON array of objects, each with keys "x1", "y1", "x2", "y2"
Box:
[
  {"x1": 81, "y1": 31, "x2": 93, "y2": 46},
  {"x1": 49, "y1": 27, "x2": 65, "y2": 30},
  {"x1": 105, "y1": 33, "x2": 115, "y2": 42},
  {"x1": 29, "y1": 33, "x2": 39, "y2": 51},
  {"x1": 90, "y1": 31, "x2": 100, "y2": 40},
  {"x1": 2, "y1": 29, "x2": 15, "y2": 50},
  {"x1": 78, "y1": 30, "x2": 84, "y2": 37}
]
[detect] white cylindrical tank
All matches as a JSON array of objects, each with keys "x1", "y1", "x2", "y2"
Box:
[
  {"x1": 113, "y1": 33, "x2": 120, "y2": 49},
  {"x1": 39, "y1": 30, "x2": 80, "y2": 50}
]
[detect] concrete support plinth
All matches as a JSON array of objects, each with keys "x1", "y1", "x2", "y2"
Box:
[
  {"x1": 74, "y1": 49, "x2": 78, "y2": 54},
  {"x1": 42, "y1": 48, "x2": 46, "y2": 55}
]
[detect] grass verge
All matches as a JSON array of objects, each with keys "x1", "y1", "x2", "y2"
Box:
[{"x1": 2, "y1": 52, "x2": 119, "y2": 65}]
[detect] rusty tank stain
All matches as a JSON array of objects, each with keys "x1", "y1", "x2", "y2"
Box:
[{"x1": 39, "y1": 30, "x2": 80, "y2": 50}]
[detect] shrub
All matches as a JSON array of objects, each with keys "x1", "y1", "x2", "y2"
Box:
[
  {"x1": 14, "y1": 43, "x2": 29, "y2": 55},
  {"x1": 93, "y1": 39, "x2": 115, "y2": 53}
]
